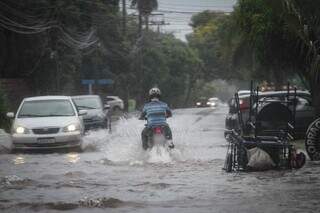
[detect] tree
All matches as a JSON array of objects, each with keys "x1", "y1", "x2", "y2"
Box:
[
  {"x1": 0, "y1": 0, "x2": 121, "y2": 95},
  {"x1": 187, "y1": 11, "x2": 251, "y2": 81},
  {"x1": 278, "y1": 0, "x2": 320, "y2": 113},
  {"x1": 131, "y1": 0, "x2": 158, "y2": 32},
  {"x1": 0, "y1": 84, "x2": 9, "y2": 129},
  {"x1": 129, "y1": 32, "x2": 201, "y2": 107}
]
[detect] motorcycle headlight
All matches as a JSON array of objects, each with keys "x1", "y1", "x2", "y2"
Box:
[
  {"x1": 15, "y1": 126, "x2": 30, "y2": 134},
  {"x1": 63, "y1": 124, "x2": 80, "y2": 132}
]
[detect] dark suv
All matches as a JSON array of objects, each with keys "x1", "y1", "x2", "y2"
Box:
[{"x1": 225, "y1": 90, "x2": 316, "y2": 139}]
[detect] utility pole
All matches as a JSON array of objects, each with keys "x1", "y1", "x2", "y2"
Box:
[
  {"x1": 122, "y1": 0, "x2": 126, "y2": 35},
  {"x1": 148, "y1": 14, "x2": 169, "y2": 34}
]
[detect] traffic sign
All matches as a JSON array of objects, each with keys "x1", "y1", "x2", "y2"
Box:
[
  {"x1": 97, "y1": 79, "x2": 113, "y2": 85},
  {"x1": 81, "y1": 79, "x2": 95, "y2": 85}
]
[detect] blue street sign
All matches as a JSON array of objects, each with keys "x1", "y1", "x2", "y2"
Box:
[
  {"x1": 97, "y1": 79, "x2": 113, "y2": 85},
  {"x1": 81, "y1": 79, "x2": 95, "y2": 85}
]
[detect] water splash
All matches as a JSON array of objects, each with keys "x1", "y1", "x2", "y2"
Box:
[{"x1": 82, "y1": 109, "x2": 225, "y2": 165}]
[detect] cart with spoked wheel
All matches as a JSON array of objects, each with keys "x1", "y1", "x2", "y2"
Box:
[{"x1": 224, "y1": 83, "x2": 306, "y2": 172}]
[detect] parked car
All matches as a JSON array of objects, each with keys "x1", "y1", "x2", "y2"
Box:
[
  {"x1": 225, "y1": 90, "x2": 316, "y2": 139},
  {"x1": 105, "y1": 96, "x2": 124, "y2": 111},
  {"x1": 7, "y1": 96, "x2": 86, "y2": 150},
  {"x1": 207, "y1": 97, "x2": 220, "y2": 107},
  {"x1": 72, "y1": 95, "x2": 109, "y2": 131}
]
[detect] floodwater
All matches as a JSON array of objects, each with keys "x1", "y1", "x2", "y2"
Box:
[{"x1": 1, "y1": 106, "x2": 320, "y2": 213}]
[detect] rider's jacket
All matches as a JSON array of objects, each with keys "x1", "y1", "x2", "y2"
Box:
[{"x1": 140, "y1": 99, "x2": 172, "y2": 127}]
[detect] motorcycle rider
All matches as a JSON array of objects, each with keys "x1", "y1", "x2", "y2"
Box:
[{"x1": 139, "y1": 87, "x2": 174, "y2": 150}]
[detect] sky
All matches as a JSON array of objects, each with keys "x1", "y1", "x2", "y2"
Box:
[
  {"x1": 126, "y1": 0, "x2": 237, "y2": 40},
  {"x1": 156, "y1": 0, "x2": 237, "y2": 40}
]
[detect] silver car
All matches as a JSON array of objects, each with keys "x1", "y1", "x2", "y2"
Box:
[
  {"x1": 7, "y1": 96, "x2": 86, "y2": 150},
  {"x1": 72, "y1": 95, "x2": 110, "y2": 131},
  {"x1": 105, "y1": 96, "x2": 124, "y2": 111}
]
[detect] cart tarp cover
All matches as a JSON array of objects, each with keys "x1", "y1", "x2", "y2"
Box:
[{"x1": 247, "y1": 147, "x2": 276, "y2": 170}]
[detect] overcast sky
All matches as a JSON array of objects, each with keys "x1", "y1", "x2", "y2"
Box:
[
  {"x1": 126, "y1": 0, "x2": 237, "y2": 40},
  {"x1": 157, "y1": 0, "x2": 236, "y2": 40}
]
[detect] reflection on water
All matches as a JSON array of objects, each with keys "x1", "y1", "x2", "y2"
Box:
[
  {"x1": 66, "y1": 152, "x2": 80, "y2": 163},
  {"x1": 13, "y1": 155, "x2": 26, "y2": 165}
]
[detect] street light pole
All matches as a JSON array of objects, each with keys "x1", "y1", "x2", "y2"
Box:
[{"x1": 122, "y1": 0, "x2": 126, "y2": 35}]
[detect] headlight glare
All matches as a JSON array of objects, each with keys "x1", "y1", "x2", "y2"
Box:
[
  {"x1": 15, "y1": 126, "x2": 29, "y2": 134},
  {"x1": 63, "y1": 124, "x2": 79, "y2": 132}
]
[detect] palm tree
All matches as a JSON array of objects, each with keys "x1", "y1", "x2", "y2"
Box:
[{"x1": 131, "y1": 0, "x2": 158, "y2": 33}]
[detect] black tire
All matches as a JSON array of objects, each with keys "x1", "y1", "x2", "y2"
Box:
[{"x1": 305, "y1": 118, "x2": 320, "y2": 161}]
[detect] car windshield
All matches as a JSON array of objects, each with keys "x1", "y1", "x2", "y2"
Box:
[
  {"x1": 73, "y1": 97, "x2": 102, "y2": 110},
  {"x1": 18, "y1": 100, "x2": 75, "y2": 118}
]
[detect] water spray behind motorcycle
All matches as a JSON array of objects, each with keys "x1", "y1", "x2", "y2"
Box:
[{"x1": 146, "y1": 126, "x2": 174, "y2": 150}]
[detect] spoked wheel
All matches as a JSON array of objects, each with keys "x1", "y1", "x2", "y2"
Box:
[{"x1": 305, "y1": 118, "x2": 320, "y2": 161}]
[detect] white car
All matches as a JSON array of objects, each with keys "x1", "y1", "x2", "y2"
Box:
[
  {"x1": 207, "y1": 97, "x2": 220, "y2": 107},
  {"x1": 105, "y1": 96, "x2": 124, "y2": 111},
  {"x1": 7, "y1": 96, "x2": 86, "y2": 150}
]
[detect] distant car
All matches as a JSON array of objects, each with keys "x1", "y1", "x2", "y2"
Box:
[
  {"x1": 225, "y1": 90, "x2": 316, "y2": 139},
  {"x1": 105, "y1": 96, "x2": 124, "y2": 111},
  {"x1": 207, "y1": 97, "x2": 220, "y2": 107},
  {"x1": 72, "y1": 95, "x2": 110, "y2": 131},
  {"x1": 6, "y1": 96, "x2": 86, "y2": 150},
  {"x1": 196, "y1": 97, "x2": 209, "y2": 107}
]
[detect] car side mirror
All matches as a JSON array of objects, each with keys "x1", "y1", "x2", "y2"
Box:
[
  {"x1": 6, "y1": 112, "x2": 14, "y2": 118},
  {"x1": 104, "y1": 104, "x2": 110, "y2": 110},
  {"x1": 78, "y1": 110, "x2": 87, "y2": 116}
]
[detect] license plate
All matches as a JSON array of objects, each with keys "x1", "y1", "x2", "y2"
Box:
[{"x1": 37, "y1": 138, "x2": 55, "y2": 144}]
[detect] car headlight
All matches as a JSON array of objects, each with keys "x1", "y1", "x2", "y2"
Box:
[
  {"x1": 15, "y1": 126, "x2": 30, "y2": 134},
  {"x1": 63, "y1": 124, "x2": 80, "y2": 132},
  {"x1": 207, "y1": 102, "x2": 211, "y2": 105},
  {"x1": 196, "y1": 102, "x2": 201, "y2": 106}
]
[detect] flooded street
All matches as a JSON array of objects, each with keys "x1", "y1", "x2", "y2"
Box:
[{"x1": 1, "y1": 106, "x2": 320, "y2": 213}]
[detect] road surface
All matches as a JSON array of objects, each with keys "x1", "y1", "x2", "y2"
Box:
[{"x1": 1, "y1": 106, "x2": 320, "y2": 212}]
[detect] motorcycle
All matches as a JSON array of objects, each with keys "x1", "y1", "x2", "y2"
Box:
[{"x1": 145, "y1": 125, "x2": 174, "y2": 150}]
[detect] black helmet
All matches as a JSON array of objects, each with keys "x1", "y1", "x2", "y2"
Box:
[{"x1": 149, "y1": 87, "x2": 161, "y2": 99}]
